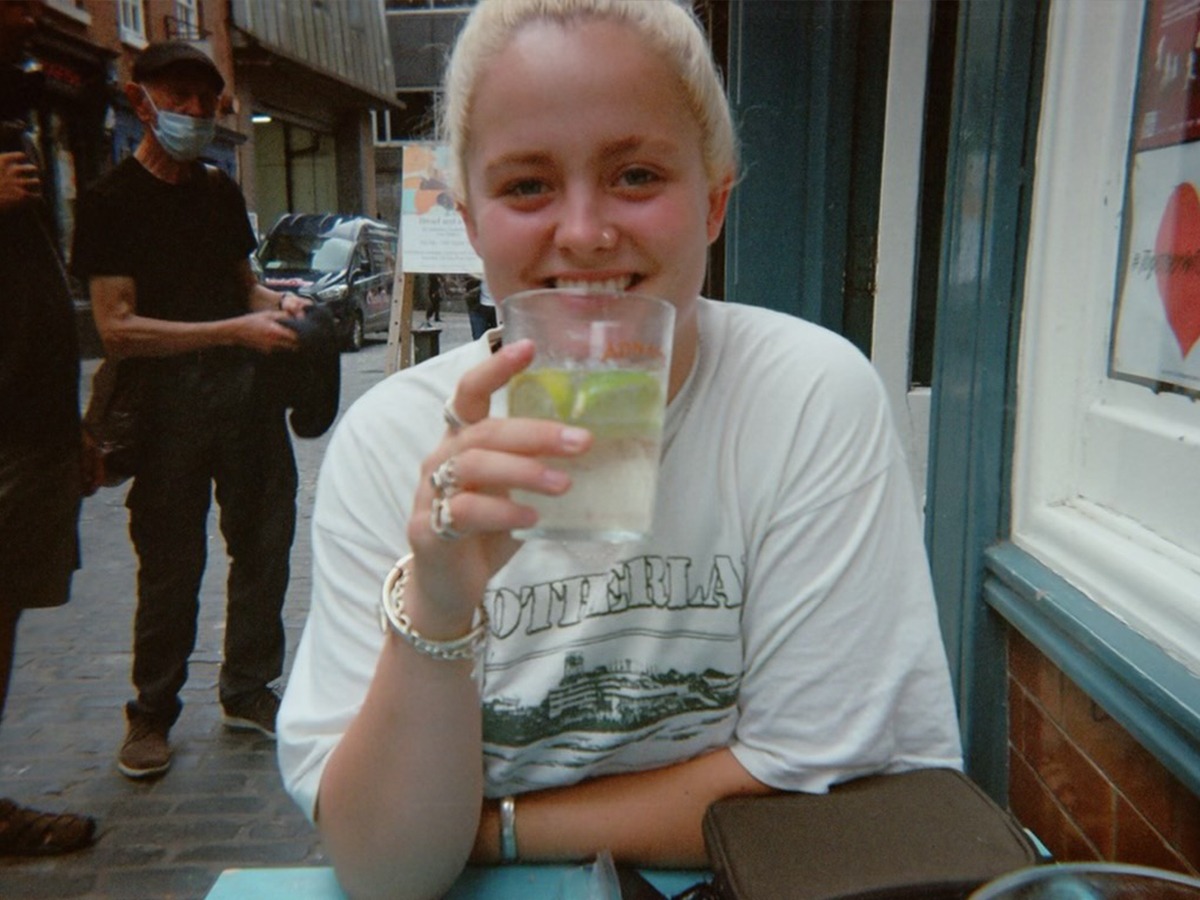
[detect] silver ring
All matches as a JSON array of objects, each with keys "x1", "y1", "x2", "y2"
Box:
[
  {"x1": 430, "y1": 496, "x2": 462, "y2": 540},
  {"x1": 442, "y1": 398, "x2": 468, "y2": 433},
  {"x1": 430, "y1": 456, "x2": 460, "y2": 497}
]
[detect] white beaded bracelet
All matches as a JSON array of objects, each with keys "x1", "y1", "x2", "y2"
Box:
[{"x1": 378, "y1": 553, "x2": 488, "y2": 662}]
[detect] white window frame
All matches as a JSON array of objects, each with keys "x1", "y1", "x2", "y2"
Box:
[
  {"x1": 371, "y1": 109, "x2": 406, "y2": 147},
  {"x1": 118, "y1": 0, "x2": 147, "y2": 47},
  {"x1": 1014, "y1": 0, "x2": 1200, "y2": 674},
  {"x1": 174, "y1": 0, "x2": 199, "y2": 37}
]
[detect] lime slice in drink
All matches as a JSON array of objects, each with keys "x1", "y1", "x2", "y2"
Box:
[
  {"x1": 570, "y1": 370, "x2": 662, "y2": 435},
  {"x1": 509, "y1": 369, "x2": 575, "y2": 420}
]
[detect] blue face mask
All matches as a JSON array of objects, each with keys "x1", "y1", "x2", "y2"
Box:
[{"x1": 141, "y1": 88, "x2": 215, "y2": 162}]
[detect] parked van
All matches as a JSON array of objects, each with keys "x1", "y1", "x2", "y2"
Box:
[{"x1": 256, "y1": 214, "x2": 398, "y2": 351}]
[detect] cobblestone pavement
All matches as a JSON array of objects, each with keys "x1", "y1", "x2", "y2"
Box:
[{"x1": 0, "y1": 314, "x2": 474, "y2": 899}]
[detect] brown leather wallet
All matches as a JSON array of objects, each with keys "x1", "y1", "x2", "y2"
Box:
[{"x1": 702, "y1": 768, "x2": 1041, "y2": 899}]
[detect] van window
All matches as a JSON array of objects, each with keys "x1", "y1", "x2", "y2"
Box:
[
  {"x1": 259, "y1": 233, "x2": 356, "y2": 274},
  {"x1": 368, "y1": 236, "x2": 394, "y2": 276}
]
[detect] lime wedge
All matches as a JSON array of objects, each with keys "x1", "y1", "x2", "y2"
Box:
[
  {"x1": 570, "y1": 370, "x2": 662, "y2": 428},
  {"x1": 509, "y1": 369, "x2": 575, "y2": 420}
]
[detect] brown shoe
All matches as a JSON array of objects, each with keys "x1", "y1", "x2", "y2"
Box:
[
  {"x1": 117, "y1": 717, "x2": 171, "y2": 779},
  {"x1": 0, "y1": 799, "x2": 96, "y2": 856},
  {"x1": 221, "y1": 687, "x2": 280, "y2": 739}
]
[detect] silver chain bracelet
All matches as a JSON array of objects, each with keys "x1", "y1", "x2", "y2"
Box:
[{"x1": 378, "y1": 553, "x2": 488, "y2": 661}]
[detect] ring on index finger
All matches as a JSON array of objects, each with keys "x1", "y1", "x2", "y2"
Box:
[
  {"x1": 442, "y1": 398, "x2": 468, "y2": 433},
  {"x1": 430, "y1": 456, "x2": 460, "y2": 497}
]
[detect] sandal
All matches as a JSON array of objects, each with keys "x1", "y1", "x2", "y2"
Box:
[{"x1": 0, "y1": 798, "x2": 97, "y2": 856}]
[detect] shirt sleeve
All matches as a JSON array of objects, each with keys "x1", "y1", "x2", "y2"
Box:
[{"x1": 71, "y1": 184, "x2": 128, "y2": 280}]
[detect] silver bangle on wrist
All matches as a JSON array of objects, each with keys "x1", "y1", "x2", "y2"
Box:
[
  {"x1": 378, "y1": 553, "x2": 488, "y2": 662},
  {"x1": 499, "y1": 795, "x2": 518, "y2": 863}
]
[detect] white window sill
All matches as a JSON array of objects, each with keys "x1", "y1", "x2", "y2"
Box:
[
  {"x1": 120, "y1": 29, "x2": 148, "y2": 51},
  {"x1": 1012, "y1": 501, "x2": 1200, "y2": 676}
]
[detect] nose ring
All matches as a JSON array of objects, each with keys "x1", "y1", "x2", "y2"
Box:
[{"x1": 599, "y1": 228, "x2": 616, "y2": 249}]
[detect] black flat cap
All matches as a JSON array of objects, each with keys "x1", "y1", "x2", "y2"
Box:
[{"x1": 132, "y1": 41, "x2": 224, "y2": 92}]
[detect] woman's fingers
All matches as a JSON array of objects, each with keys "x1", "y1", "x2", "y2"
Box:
[
  {"x1": 447, "y1": 445, "x2": 574, "y2": 498},
  {"x1": 448, "y1": 416, "x2": 591, "y2": 461},
  {"x1": 448, "y1": 338, "x2": 535, "y2": 428}
]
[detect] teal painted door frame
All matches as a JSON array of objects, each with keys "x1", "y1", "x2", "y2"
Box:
[
  {"x1": 723, "y1": 0, "x2": 890, "y2": 357},
  {"x1": 923, "y1": 0, "x2": 1047, "y2": 798},
  {"x1": 722, "y1": 0, "x2": 1048, "y2": 800}
]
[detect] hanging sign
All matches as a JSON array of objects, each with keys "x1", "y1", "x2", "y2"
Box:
[{"x1": 398, "y1": 143, "x2": 482, "y2": 275}]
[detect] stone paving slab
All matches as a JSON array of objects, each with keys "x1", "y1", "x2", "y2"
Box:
[{"x1": 0, "y1": 315, "x2": 474, "y2": 898}]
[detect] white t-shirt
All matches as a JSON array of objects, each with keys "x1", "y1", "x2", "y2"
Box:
[{"x1": 278, "y1": 299, "x2": 963, "y2": 820}]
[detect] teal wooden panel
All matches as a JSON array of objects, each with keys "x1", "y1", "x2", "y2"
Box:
[
  {"x1": 723, "y1": 0, "x2": 889, "y2": 352},
  {"x1": 924, "y1": 0, "x2": 1047, "y2": 801}
]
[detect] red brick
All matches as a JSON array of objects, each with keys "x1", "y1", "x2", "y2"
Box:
[
  {"x1": 1009, "y1": 632, "x2": 1064, "y2": 721},
  {"x1": 1060, "y1": 680, "x2": 1174, "y2": 836},
  {"x1": 1010, "y1": 748, "x2": 1101, "y2": 862},
  {"x1": 1115, "y1": 795, "x2": 1191, "y2": 872}
]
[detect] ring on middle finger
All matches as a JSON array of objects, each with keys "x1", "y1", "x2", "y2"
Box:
[
  {"x1": 430, "y1": 495, "x2": 463, "y2": 540},
  {"x1": 430, "y1": 456, "x2": 460, "y2": 497}
]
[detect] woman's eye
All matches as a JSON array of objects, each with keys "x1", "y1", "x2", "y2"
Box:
[
  {"x1": 503, "y1": 179, "x2": 547, "y2": 198},
  {"x1": 618, "y1": 167, "x2": 661, "y2": 188}
]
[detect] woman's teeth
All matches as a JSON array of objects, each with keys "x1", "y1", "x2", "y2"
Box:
[{"x1": 554, "y1": 277, "x2": 633, "y2": 293}]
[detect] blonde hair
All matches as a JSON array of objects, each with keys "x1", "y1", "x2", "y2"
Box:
[{"x1": 440, "y1": 0, "x2": 738, "y2": 201}]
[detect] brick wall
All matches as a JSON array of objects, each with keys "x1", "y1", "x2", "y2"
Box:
[{"x1": 1007, "y1": 629, "x2": 1200, "y2": 874}]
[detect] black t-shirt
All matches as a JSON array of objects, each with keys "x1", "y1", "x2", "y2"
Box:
[
  {"x1": 72, "y1": 158, "x2": 257, "y2": 323},
  {"x1": 0, "y1": 64, "x2": 81, "y2": 451}
]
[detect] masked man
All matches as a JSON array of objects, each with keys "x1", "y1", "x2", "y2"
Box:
[{"x1": 72, "y1": 42, "x2": 307, "y2": 780}]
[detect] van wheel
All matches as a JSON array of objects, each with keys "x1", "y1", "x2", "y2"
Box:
[{"x1": 345, "y1": 311, "x2": 365, "y2": 352}]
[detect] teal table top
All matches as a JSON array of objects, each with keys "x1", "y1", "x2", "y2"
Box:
[{"x1": 205, "y1": 864, "x2": 710, "y2": 898}]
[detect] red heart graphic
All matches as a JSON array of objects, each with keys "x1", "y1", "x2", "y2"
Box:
[{"x1": 1154, "y1": 181, "x2": 1200, "y2": 358}]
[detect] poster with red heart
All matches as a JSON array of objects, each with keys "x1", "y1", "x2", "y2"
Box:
[
  {"x1": 1113, "y1": 143, "x2": 1200, "y2": 393},
  {"x1": 1112, "y1": 0, "x2": 1200, "y2": 395}
]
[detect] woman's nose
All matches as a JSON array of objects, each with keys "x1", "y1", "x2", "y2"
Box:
[{"x1": 555, "y1": 189, "x2": 616, "y2": 254}]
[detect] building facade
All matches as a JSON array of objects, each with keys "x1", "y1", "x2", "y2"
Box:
[
  {"x1": 228, "y1": 0, "x2": 399, "y2": 236},
  {"x1": 26, "y1": 0, "x2": 396, "y2": 266},
  {"x1": 725, "y1": 0, "x2": 1199, "y2": 874}
]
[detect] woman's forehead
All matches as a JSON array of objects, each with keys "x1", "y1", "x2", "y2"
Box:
[{"x1": 468, "y1": 19, "x2": 695, "y2": 144}]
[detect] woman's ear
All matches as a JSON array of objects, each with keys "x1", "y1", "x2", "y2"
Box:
[{"x1": 706, "y1": 174, "x2": 734, "y2": 244}]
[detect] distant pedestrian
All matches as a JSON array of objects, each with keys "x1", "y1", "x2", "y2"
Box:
[
  {"x1": 72, "y1": 41, "x2": 308, "y2": 780},
  {"x1": 0, "y1": 0, "x2": 96, "y2": 855},
  {"x1": 425, "y1": 273, "x2": 444, "y2": 323},
  {"x1": 465, "y1": 274, "x2": 498, "y2": 340}
]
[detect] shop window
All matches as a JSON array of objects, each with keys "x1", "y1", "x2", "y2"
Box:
[
  {"x1": 168, "y1": 0, "x2": 203, "y2": 40},
  {"x1": 119, "y1": 0, "x2": 147, "y2": 47},
  {"x1": 1013, "y1": 0, "x2": 1200, "y2": 673},
  {"x1": 371, "y1": 109, "x2": 407, "y2": 146}
]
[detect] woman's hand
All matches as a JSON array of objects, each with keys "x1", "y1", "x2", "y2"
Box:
[
  {"x1": 403, "y1": 338, "x2": 590, "y2": 633},
  {"x1": 403, "y1": 339, "x2": 592, "y2": 635}
]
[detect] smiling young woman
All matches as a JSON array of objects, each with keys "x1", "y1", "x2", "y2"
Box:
[{"x1": 276, "y1": 3, "x2": 963, "y2": 898}]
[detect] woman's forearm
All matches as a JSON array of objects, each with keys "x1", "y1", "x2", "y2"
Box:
[
  {"x1": 473, "y1": 747, "x2": 776, "y2": 869},
  {"x1": 316, "y1": 635, "x2": 485, "y2": 900}
]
